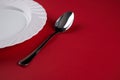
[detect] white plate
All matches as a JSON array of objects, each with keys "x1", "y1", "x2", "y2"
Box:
[{"x1": 0, "y1": 0, "x2": 47, "y2": 48}]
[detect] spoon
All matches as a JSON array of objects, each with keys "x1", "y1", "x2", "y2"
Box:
[{"x1": 18, "y1": 11, "x2": 74, "y2": 66}]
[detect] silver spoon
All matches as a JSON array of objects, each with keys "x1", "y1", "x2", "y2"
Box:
[{"x1": 18, "y1": 11, "x2": 74, "y2": 66}]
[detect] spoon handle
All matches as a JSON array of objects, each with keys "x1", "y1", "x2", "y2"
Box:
[{"x1": 18, "y1": 31, "x2": 59, "y2": 66}]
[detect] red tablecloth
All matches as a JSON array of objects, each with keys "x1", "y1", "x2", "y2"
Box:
[{"x1": 0, "y1": 0, "x2": 120, "y2": 80}]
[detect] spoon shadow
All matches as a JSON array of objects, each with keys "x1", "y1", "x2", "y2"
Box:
[
  {"x1": 47, "y1": 15, "x2": 56, "y2": 28},
  {"x1": 62, "y1": 23, "x2": 85, "y2": 35}
]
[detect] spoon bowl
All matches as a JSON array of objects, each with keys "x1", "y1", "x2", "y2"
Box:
[{"x1": 55, "y1": 12, "x2": 74, "y2": 32}]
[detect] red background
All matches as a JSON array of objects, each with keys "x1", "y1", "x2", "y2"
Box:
[{"x1": 0, "y1": 0, "x2": 120, "y2": 80}]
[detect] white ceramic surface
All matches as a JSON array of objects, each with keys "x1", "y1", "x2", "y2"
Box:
[{"x1": 0, "y1": 0, "x2": 47, "y2": 48}]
